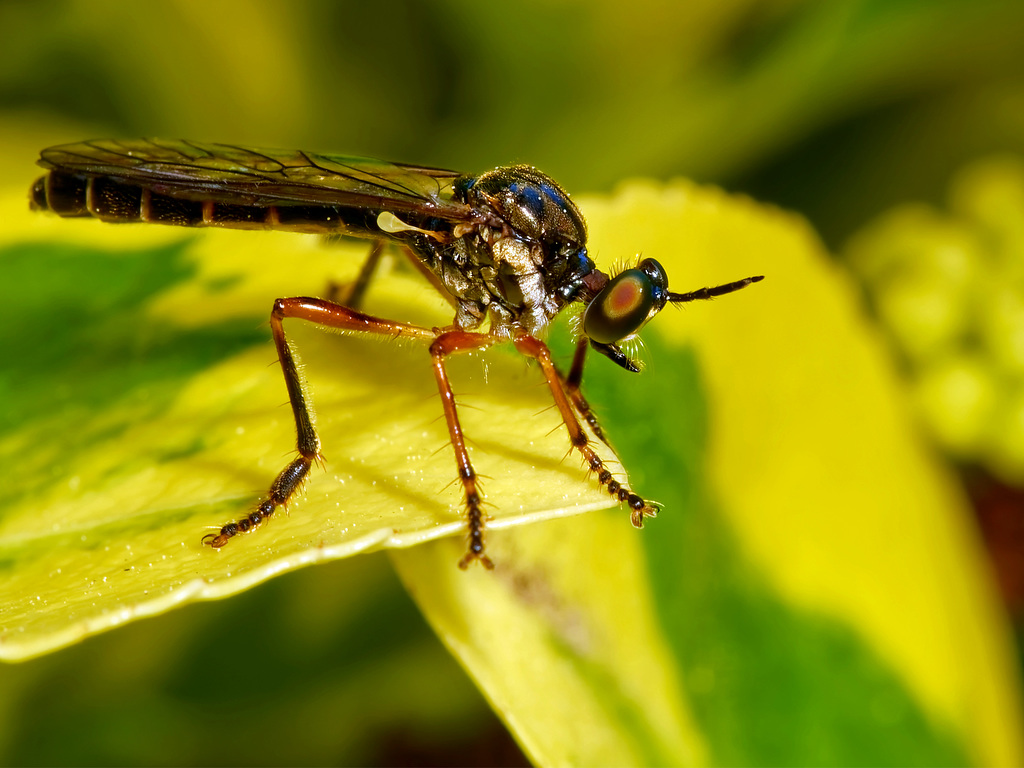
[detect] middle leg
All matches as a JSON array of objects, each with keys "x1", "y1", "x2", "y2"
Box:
[{"x1": 429, "y1": 329, "x2": 501, "y2": 569}]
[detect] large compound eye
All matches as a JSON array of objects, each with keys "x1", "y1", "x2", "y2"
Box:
[{"x1": 583, "y1": 258, "x2": 668, "y2": 344}]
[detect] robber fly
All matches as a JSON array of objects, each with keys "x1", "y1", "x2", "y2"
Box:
[{"x1": 30, "y1": 138, "x2": 762, "y2": 569}]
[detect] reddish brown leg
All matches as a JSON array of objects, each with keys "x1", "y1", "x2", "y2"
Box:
[
  {"x1": 204, "y1": 297, "x2": 434, "y2": 549},
  {"x1": 558, "y1": 337, "x2": 610, "y2": 446},
  {"x1": 429, "y1": 330, "x2": 501, "y2": 569},
  {"x1": 513, "y1": 333, "x2": 656, "y2": 528}
]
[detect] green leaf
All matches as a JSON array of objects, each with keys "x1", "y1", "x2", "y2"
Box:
[
  {"x1": 0, "y1": 191, "x2": 620, "y2": 660},
  {"x1": 392, "y1": 181, "x2": 1024, "y2": 766}
]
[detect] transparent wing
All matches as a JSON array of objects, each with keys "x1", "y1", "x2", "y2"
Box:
[{"x1": 38, "y1": 138, "x2": 473, "y2": 220}]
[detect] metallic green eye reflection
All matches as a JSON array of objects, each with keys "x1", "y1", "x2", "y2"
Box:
[{"x1": 583, "y1": 258, "x2": 668, "y2": 344}]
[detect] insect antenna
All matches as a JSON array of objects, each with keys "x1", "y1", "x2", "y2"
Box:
[{"x1": 667, "y1": 275, "x2": 763, "y2": 304}]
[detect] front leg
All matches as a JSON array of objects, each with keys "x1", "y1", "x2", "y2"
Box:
[
  {"x1": 557, "y1": 336, "x2": 611, "y2": 447},
  {"x1": 514, "y1": 333, "x2": 657, "y2": 528}
]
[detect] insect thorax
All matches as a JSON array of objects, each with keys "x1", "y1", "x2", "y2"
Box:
[
  {"x1": 417, "y1": 165, "x2": 598, "y2": 336},
  {"x1": 411, "y1": 222, "x2": 580, "y2": 337}
]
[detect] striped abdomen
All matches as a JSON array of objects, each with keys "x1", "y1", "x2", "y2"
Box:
[{"x1": 30, "y1": 170, "x2": 379, "y2": 236}]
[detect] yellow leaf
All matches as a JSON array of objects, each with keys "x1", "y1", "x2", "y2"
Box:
[{"x1": 0, "y1": 190, "x2": 620, "y2": 660}]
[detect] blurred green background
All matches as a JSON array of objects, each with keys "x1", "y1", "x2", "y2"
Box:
[{"x1": 4, "y1": 0, "x2": 1024, "y2": 764}]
